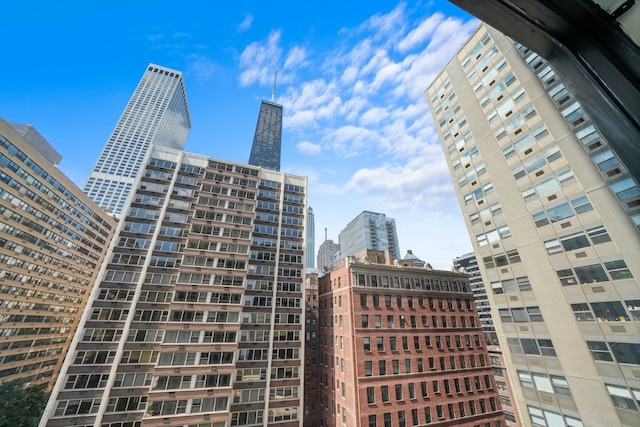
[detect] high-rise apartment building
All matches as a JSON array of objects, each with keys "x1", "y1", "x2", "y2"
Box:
[
  {"x1": 337, "y1": 211, "x2": 401, "y2": 262},
  {"x1": 303, "y1": 271, "x2": 320, "y2": 427},
  {"x1": 317, "y1": 239, "x2": 340, "y2": 275},
  {"x1": 83, "y1": 64, "x2": 191, "y2": 215},
  {"x1": 316, "y1": 250, "x2": 505, "y2": 426},
  {"x1": 306, "y1": 207, "x2": 315, "y2": 269},
  {"x1": 454, "y1": 253, "x2": 523, "y2": 426},
  {"x1": 454, "y1": 253, "x2": 496, "y2": 344},
  {"x1": 0, "y1": 119, "x2": 116, "y2": 389},
  {"x1": 427, "y1": 23, "x2": 640, "y2": 426},
  {"x1": 40, "y1": 146, "x2": 306, "y2": 427},
  {"x1": 248, "y1": 100, "x2": 283, "y2": 171}
]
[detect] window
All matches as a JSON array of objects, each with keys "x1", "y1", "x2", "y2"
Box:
[
  {"x1": 390, "y1": 337, "x2": 397, "y2": 351},
  {"x1": 369, "y1": 415, "x2": 377, "y2": 427},
  {"x1": 606, "y1": 384, "x2": 640, "y2": 411},
  {"x1": 605, "y1": 260, "x2": 633, "y2": 280},
  {"x1": 374, "y1": 315, "x2": 382, "y2": 328},
  {"x1": 363, "y1": 338, "x2": 371, "y2": 352},
  {"x1": 384, "y1": 413, "x2": 392, "y2": 427},
  {"x1": 365, "y1": 361, "x2": 373, "y2": 376},
  {"x1": 587, "y1": 341, "x2": 614, "y2": 362},
  {"x1": 367, "y1": 387, "x2": 375, "y2": 404},
  {"x1": 379, "y1": 360, "x2": 386, "y2": 376},
  {"x1": 362, "y1": 315, "x2": 369, "y2": 328},
  {"x1": 395, "y1": 384, "x2": 403, "y2": 401},
  {"x1": 591, "y1": 301, "x2": 629, "y2": 322},
  {"x1": 377, "y1": 337, "x2": 384, "y2": 352},
  {"x1": 398, "y1": 410, "x2": 406, "y2": 427},
  {"x1": 392, "y1": 360, "x2": 400, "y2": 374},
  {"x1": 360, "y1": 294, "x2": 367, "y2": 307},
  {"x1": 575, "y1": 264, "x2": 608, "y2": 284},
  {"x1": 381, "y1": 386, "x2": 390, "y2": 402}
]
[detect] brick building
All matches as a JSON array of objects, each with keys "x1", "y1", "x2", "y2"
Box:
[{"x1": 316, "y1": 251, "x2": 505, "y2": 426}]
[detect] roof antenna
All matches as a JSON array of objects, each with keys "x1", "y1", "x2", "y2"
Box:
[{"x1": 271, "y1": 71, "x2": 278, "y2": 102}]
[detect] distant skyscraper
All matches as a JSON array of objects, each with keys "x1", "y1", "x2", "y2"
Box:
[
  {"x1": 402, "y1": 249, "x2": 426, "y2": 268},
  {"x1": 338, "y1": 211, "x2": 401, "y2": 262},
  {"x1": 317, "y1": 239, "x2": 340, "y2": 275},
  {"x1": 453, "y1": 253, "x2": 496, "y2": 344},
  {"x1": 83, "y1": 63, "x2": 191, "y2": 214},
  {"x1": 427, "y1": 23, "x2": 640, "y2": 427},
  {"x1": 41, "y1": 146, "x2": 306, "y2": 427},
  {"x1": 306, "y1": 206, "x2": 315, "y2": 269},
  {"x1": 248, "y1": 100, "x2": 282, "y2": 171},
  {"x1": 0, "y1": 119, "x2": 115, "y2": 389}
]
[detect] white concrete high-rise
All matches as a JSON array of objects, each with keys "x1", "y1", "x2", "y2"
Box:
[
  {"x1": 40, "y1": 146, "x2": 306, "y2": 427},
  {"x1": 83, "y1": 64, "x2": 191, "y2": 214},
  {"x1": 427, "y1": 23, "x2": 640, "y2": 427}
]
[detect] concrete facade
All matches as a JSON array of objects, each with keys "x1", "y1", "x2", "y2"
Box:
[
  {"x1": 427, "y1": 23, "x2": 640, "y2": 426},
  {"x1": 40, "y1": 146, "x2": 306, "y2": 427},
  {"x1": 0, "y1": 118, "x2": 116, "y2": 389}
]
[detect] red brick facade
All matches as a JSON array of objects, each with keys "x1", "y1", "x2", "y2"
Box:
[{"x1": 314, "y1": 255, "x2": 505, "y2": 427}]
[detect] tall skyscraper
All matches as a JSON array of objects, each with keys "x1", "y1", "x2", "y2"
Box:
[
  {"x1": 427, "y1": 23, "x2": 640, "y2": 426},
  {"x1": 40, "y1": 146, "x2": 306, "y2": 427},
  {"x1": 248, "y1": 100, "x2": 283, "y2": 171},
  {"x1": 317, "y1": 238, "x2": 340, "y2": 275},
  {"x1": 338, "y1": 211, "x2": 401, "y2": 262},
  {"x1": 306, "y1": 207, "x2": 315, "y2": 269},
  {"x1": 83, "y1": 63, "x2": 191, "y2": 215},
  {"x1": 316, "y1": 250, "x2": 505, "y2": 426},
  {"x1": 0, "y1": 119, "x2": 116, "y2": 389}
]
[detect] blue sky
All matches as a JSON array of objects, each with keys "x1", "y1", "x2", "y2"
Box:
[{"x1": 1, "y1": 1, "x2": 480, "y2": 269}]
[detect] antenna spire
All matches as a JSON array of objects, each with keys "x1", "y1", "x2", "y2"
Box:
[{"x1": 271, "y1": 71, "x2": 278, "y2": 102}]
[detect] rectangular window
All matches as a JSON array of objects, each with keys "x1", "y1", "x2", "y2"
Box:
[{"x1": 367, "y1": 387, "x2": 375, "y2": 404}]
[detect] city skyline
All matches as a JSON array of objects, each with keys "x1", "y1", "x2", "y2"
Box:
[{"x1": 1, "y1": 1, "x2": 480, "y2": 269}]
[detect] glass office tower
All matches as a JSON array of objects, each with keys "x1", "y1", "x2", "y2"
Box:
[
  {"x1": 427, "y1": 24, "x2": 640, "y2": 426},
  {"x1": 83, "y1": 64, "x2": 191, "y2": 215}
]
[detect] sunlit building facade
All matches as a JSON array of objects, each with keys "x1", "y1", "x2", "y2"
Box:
[
  {"x1": 83, "y1": 64, "x2": 191, "y2": 215},
  {"x1": 337, "y1": 211, "x2": 401, "y2": 263},
  {"x1": 427, "y1": 23, "x2": 640, "y2": 426},
  {"x1": 40, "y1": 146, "x2": 307, "y2": 427},
  {"x1": 0, "y1": 119, "x2": 115, "y2": 389},
  {"x1": 317, "y1": 251, "x2": 505, "y2": 426}
]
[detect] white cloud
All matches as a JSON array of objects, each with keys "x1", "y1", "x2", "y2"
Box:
[
  {"x1": 396, "y1": 13, "x2": 444, "y2": 52},
  {"x1": 284, "y1": 46, "x2": 308, "y2": 70},
  {"x1": 186, "y1": 55, "x2": 216, "y2": 83},
  {"x1": 238, "y1": 30, "x2": 282, "y2": 86},
  {"x1": 297, "y1": 140, "x2": 321, "y2": 155},
  {"x1": 237, "y1": 13, "x2": 253, "y2": 32},
  {"x1": 358, "y1": 107, "x2": 388, "y2": 127}
]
